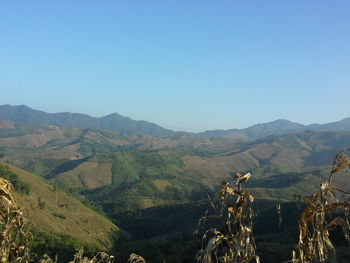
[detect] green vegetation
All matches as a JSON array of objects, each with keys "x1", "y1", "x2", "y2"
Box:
[
  {"x1": 37, "y1": 197, "x2": 46, "y2": 209},
  {"x1": 78, "y1": 137, "x2": 125, "y2": 155},
  {"x1": 0, "y1": 162, "x2": 30, "y2": 194},
  {"x1": 84, "y1": 172, "x2": 210, "y2": 218},
  {"x1": 25, "y1": 158, "x2": 69, "y2": 177},
  {"x1": 49, "y1": 150, "x2": 210, "y2": 219},
  {"x1": 52, "y1": 212, "x2": 67, "y2": 219},
  {"x1": 30, "y1": 231, "x2": 98, "y2": 263}
]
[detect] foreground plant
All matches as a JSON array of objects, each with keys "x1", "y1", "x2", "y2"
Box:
[
  {"x1": 196, "y1": 172, "x2": 259, "y2": 263},
  {"x1": 38, "y1": 249, "x2": 146, "y2": 263},
  {"x1": 292, "y1": 149, "x2": 350, "y2": 263},
  {"x1": 0, "y1": 178, "x2": 31, "y2": 263}
]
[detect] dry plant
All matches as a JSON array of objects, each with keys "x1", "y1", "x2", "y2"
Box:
[
  {"x1": 37, "y1": 247, "x2": 146, "y2": 263},
  {"x1": 38, "y1": 248, "x2": 114, "y2": 263},
  {"x1": 291, "y1": 149, "x2": 350, "y2": 263},
  {"x1": 0, "y1": 178, "x2": 31, "y2": 263},
  {"x1": 195, "y1": 172, "x2": 260, "y2": 263},
  {"x1": 69, "y1": 248, "x2": 114, "y2": 263},
  {"x1": 126, "y1": 253, "x2": 146, "y2": 263},
  {"x1": 276, "y1": 204, "x2": 282, "y2": 230}
]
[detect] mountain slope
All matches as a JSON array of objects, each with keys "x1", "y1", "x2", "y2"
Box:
[
  {"x1": 197, "y1": 119, "x2": 305, "y2": 139},
  {"x1": 197, "y1": 118, "x2": 350, "y2": 139},
  {"x1": 183, "y1": 130, "x2": 350, "y2": 189},
  {"x1": 2, "y1": 118, "x2": 350, "y2": 191},
  {"x1": 309, "y1": 117, "x2": 350, "y2": 131},
  {"x1": 0, "y1": 119, "x2": 233, "y2": 174},
  {"x1": 0, "y1": 104, "x2": 176, "y2": 137},
  {"x1": 0, "y1": 162, "x2": 120, "y2": 250}
]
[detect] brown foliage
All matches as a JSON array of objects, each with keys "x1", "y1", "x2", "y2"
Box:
[
  {"x1": 196, "y1": 172, "x2": 260, "y2": 263},
  {"x1": 0, "y1": 178, "x2": 31, "y2": 263},
  {"x1": 292, "y1": 149, "x2": 350, "y2": 263}
]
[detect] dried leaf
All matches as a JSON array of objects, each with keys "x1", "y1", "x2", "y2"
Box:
[
  {"x1": 236, "y1": 172, "x2": 252, "y2": 186},
  {"x1": 196, "y1": 172, "x2": 259, "y2": 263}
]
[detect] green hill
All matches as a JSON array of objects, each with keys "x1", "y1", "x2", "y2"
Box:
[
  {"x1": 0, "y1": 161, "x2": 120, "y2": 251},
  {"x1": 50, "y1": 151, "x2": 210, "y2": 211}
]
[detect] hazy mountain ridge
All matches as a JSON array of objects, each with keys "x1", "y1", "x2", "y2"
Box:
[
  {"x1": 197, "y1": 118, "x2": 350, "y2": 139},
  {"x1": 0, "y1": 105, "x2": 177, "y2": 138},
  {"x1": 1, "y1": 105, "x2": 350, "y2": 140}
]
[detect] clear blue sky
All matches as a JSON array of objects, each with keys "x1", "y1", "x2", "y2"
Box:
[{"x1": 1, "y1": 1, "x2": 349, "y2": 132}]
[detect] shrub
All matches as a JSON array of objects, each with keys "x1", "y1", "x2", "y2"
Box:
[
  {"x1": 37, "y1": 197, "x2": 46, "y2": 209},
  {"x1": 52, "y1": 212, "x2": 66, "y2": 220},
  {"x1": 0, "y1": 163, "x2": 30, "y2": 194}
]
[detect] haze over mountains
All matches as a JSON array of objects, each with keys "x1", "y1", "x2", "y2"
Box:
[
  {"x1": 0, "y1": 104, "x2": 176, "y2": 137},
  {"x1": 1, "y1": 105, "x2": 350, "y2": 140}
]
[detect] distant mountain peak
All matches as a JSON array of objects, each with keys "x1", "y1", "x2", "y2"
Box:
[
  {"x1": 103, "y1": 112, "x2": 123, "y2": 117},
  {"x1": 272, "y1": 119, "x2": 296, "y2": 123},
  {"x1": 0, "y1": 104, "x2": 176, "y2": 138}
]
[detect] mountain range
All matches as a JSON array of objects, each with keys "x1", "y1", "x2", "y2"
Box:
[
  {"x1": 0, "y1": 105, "x2": 176, "y2": 137},
  {"x1": 1, "y1": 104, "x2": 350, "y2": 139},
  {"x1": 2, "y1": 117, "x2": 350, "y2": 194},
  {"x1": 1, "y1": 105, "x2": 350, "y2": 262},
  {"x1": 196, "y1": 118, "x2": 350, "y2": 139}
]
